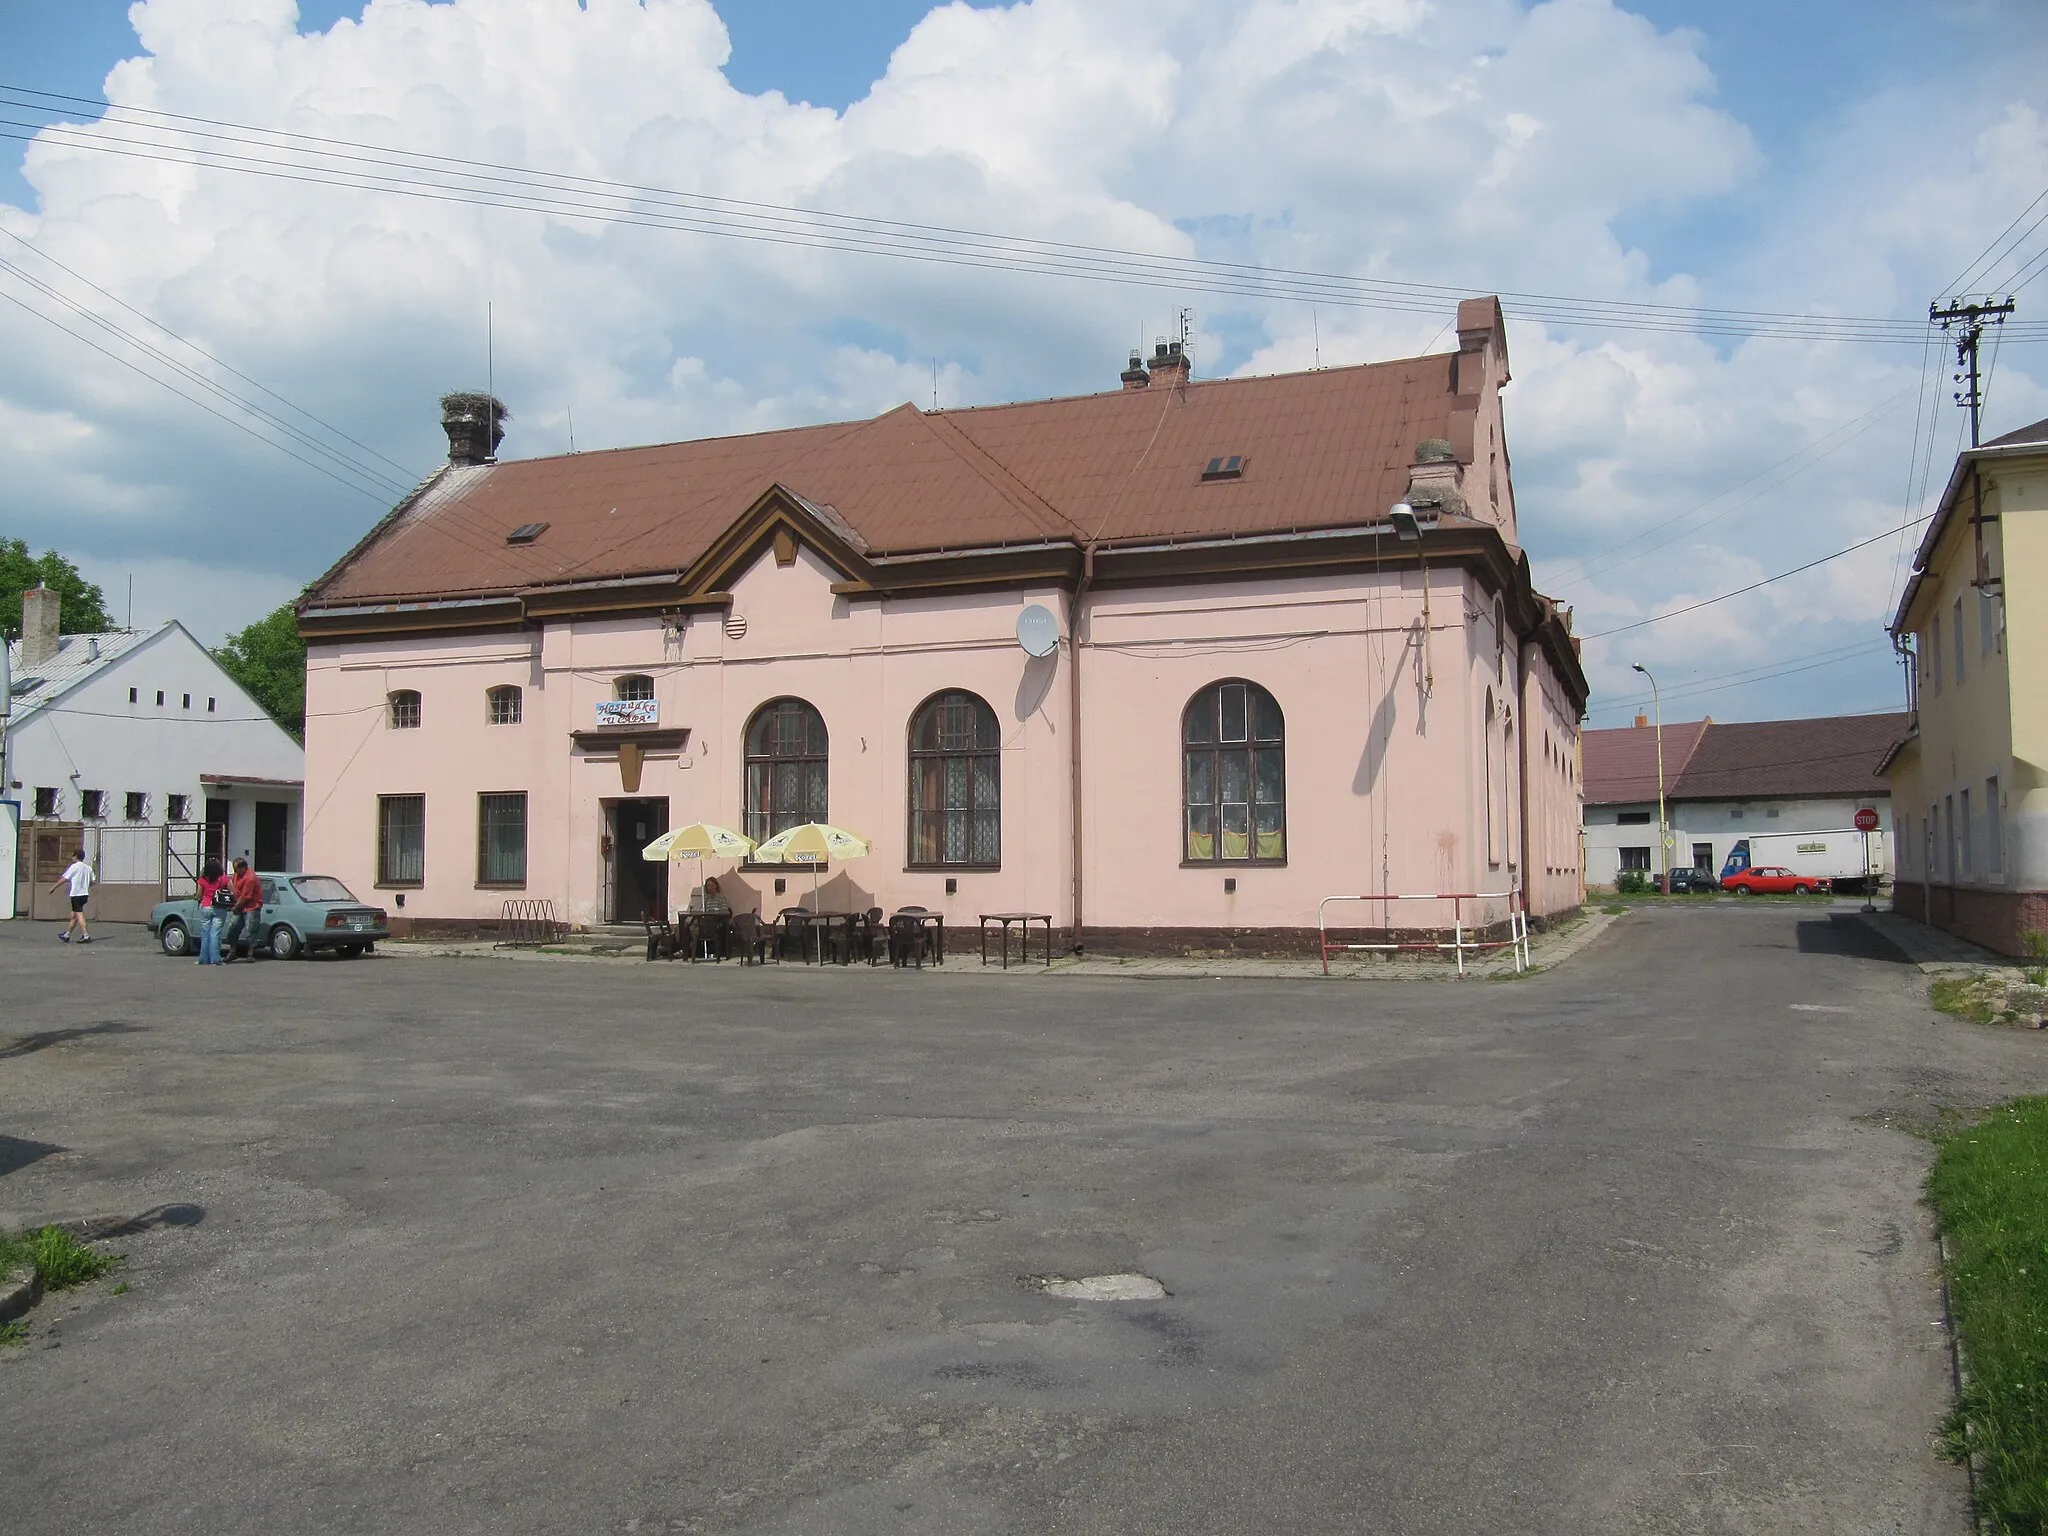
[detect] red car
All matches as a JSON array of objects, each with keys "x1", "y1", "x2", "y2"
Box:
[{"x1": 1720, "y1": 865, "x2": 1829, "y2": 896}]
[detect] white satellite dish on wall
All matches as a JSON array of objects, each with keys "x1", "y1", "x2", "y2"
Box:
[{"x1": 1015, "y1": 603, "x2": 1060, "y2": 658}]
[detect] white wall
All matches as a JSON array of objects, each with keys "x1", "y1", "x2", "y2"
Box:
[
  {"x1": 1583, "y1": 795, "x2": 1893, "y2": 887},
  {"x1": 5, "y1": 624, "x2": 305, "y2": 869}
]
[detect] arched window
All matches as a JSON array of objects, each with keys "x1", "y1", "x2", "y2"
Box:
[
  {"x1": 744, "y1": 697, "x2": 828, "y2": 843},
  {"x1": 486, "y1": 685, "x2": 522, "y2": 725},
  {"x1": 614, "y1": 674, "x2": 655, "y2": 702},
  {"x1": 388, "y1": 689, "x2": 421, "y2": 729},
  {"x1": 908, "y1": 691, "x2": 1000, "y2": 867},
  {"x1": 1183, "y1": 680, "x2": 1285, "y2": 863}
]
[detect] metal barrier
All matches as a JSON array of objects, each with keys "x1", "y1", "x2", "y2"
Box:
[
  {"x1": 496, "y1": 898, "x2": 567, "y2": 948},
  {"x1": 1318, "y1": 887, "x2": 1529, "y2": 976}
]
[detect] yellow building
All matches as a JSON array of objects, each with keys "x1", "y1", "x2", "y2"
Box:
[{"x1": 1883, "y1": 414, "x2": 2048, "y2": 955}]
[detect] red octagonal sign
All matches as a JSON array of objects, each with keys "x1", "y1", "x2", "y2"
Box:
[{"x1": 1855, "y1": 807, "x2": 1880, "y2": 832}]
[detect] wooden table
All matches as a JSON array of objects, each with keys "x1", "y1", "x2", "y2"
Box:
[{"x1": 980, "y1": 912, "x2": 1053, "y2": 968}]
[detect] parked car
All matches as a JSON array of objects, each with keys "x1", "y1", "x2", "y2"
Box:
[
  {"x1": 1665, "y1": 867, "x2": 1719, "y2": 894},
  {"x1": 150, "y1": 873, "x2": 389, "y2": 960},
  {"x1": 1719, "y1": 865, "x2": 1829, "y2": 896}
]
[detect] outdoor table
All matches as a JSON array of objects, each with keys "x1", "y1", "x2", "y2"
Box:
[
  {"x1": 784, "y1": 909, "x2": 859, "y2": 964},
  {"x1": 678, "y1": 910, "x2": 732, "y2": 961},
  {"x1": 980, "y1": 912, "x2": 1054, "y2": 968},
  {"x1": 889, "y1": 910, "x2": 945, "y2": 968}
]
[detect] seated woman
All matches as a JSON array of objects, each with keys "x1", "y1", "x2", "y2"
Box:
[{"x1": 687, "y1": 876, "x2": 732, "y2": 914}]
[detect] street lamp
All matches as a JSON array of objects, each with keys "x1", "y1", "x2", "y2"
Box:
[{"x1": 1631, "y1": 662, "x2": 1670, "y2": 896}]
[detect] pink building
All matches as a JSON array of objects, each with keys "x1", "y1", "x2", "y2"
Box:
[{"x1": 300, "y1": 298, "x2": 1587, "y2": 947}]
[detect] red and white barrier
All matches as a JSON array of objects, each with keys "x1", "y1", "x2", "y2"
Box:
[{"x1": 1318, "y1": 885, "x2": 1529, "y2": 976}]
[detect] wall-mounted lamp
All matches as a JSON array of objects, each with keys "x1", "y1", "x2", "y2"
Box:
[
  {"x1": 1389, "y1": 502, "x2": 1422, "y2": 541},
  {"x1": 394, "y1": 892, "x2": 405, "y2": 908}
]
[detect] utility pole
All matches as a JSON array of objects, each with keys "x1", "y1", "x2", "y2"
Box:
[
  {"x1": 1931, "y1": 296, "x2": 2016, "y2": 447},
  {"x1": 1631, "y1": 663, "x2": 1669, "y2": 896}
]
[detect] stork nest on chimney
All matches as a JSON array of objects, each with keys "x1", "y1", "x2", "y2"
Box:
[{"x1": 439, "y1": 392, "x2": 512, "y2": 423}]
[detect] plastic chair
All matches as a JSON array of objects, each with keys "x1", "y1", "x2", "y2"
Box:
[{"x1": 730, "y1": 911, "x2": 773, "y2": 965}]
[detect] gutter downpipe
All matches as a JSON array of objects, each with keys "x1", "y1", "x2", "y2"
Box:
[
  {"x1": 1516, "y1": 634, "x2": 1533, "y2": 925},
  {"x1": 1068, "y1": 544, "x2": 1094, "y2": 952}
]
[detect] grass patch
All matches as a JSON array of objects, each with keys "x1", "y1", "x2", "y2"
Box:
[
  {"x1": 1600, "y1": 903, "x2": 1627, "y2": 916},
  {"x1": 1927, "y1": 1097, "x2": 2048, "y2": 1530},
  {"x1": 0, "y1": 1225, "x2": 120, "y2": 1292},
  {"x1": 0, "y1": 1319, "x2": 26, "y2": 1347},
  {"x1": 1933, "y1": 975, "x2": 2000, "y2": 1025}
]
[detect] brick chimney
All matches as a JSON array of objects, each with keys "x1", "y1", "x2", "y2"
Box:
[
  {"x1": 440, "y1": 393, "x2": 508, "y2": 467},
  {"x1": 21, "y1": 586, "x2": 60, "y2": 669},
  {"x1": 1147, "y1": 339, "x2": 1190, "y2": 386},
  {"x1": 1634, "y1": 713, "x2": 1648, "y2": 728},
  {"x1": 1120, "y1": 350, "x2": 1150, "y2": 390}
]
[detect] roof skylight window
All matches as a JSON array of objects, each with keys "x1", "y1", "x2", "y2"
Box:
[
  {"x1": 1201, "y1": 455, "x2": 1246, "y2": 481},
  {"x1": 506, "y1": 521, "x2": 549, "y2": 545}
]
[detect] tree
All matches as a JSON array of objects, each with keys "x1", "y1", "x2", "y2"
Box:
[
  {"x1": 0, "y1": 539, "x2": 113, "y2": 635},
  {"x1": 214, "y1": 600, "x2": 306, "y2": 742}
]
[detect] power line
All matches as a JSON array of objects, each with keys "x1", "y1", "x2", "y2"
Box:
[
  {"x1": 1944, "y1": 185, "x2": 2048, "y2": 296},
  {"x1": 1544, "y1": 387, "x2": 1917, "y2": 593},
  {"x1": 0, "y1": 228, "x2": 422, "y2": 483},
  {"x1": 0, "y1": 256, "x2": 415, "y2": 501},
  {"x1": 1583, "y1": 512, "x2": 1935, "y2": 640},
  {"x1": 4, "y1": 84, "x2": 2043, "y2": 348},
  {"x1": 1590, "y1": 641, "x2": 1885, "y2": 714}
]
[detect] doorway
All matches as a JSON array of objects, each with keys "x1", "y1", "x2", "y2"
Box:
[
  {"x1": 205, "y1": 798, "x2": 230, "y2": 864},
  {"x1": 254, "y1": 803, "x2": 289, "y2": 871},
  {"x1": 608, "y1": 798, "x2": 669, "y2": 923}
]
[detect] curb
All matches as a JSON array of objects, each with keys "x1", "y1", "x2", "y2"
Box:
[{"x1": 0, "y1": 1263, "x2": 42, "y2": 1325}]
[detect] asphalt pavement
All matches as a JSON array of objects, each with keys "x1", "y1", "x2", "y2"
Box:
[{"x1": 2, "y1": 903, "x2": 2042, "y2": 1534}]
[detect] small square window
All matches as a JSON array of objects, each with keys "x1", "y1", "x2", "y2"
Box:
[
  {"x1": 81, "y1": 789, "x2": 107, "y2": 820},
  {"x1": 125, "y1": 792, "x2": 148, "y2": 822},
  {"x1": 155, "y1": 690, "x2": 165, "y2": 706},
  {"x1": 207, "y1": 697, "x2": 216, "y2": 712},
  {"x1": 182, "y1": 693, "x2": 191, "y2": 709},
  {"x1": 129, "y1": 687, "x2": 138, "y2": 703},
  {"x1": 168, "y1": 794, "x2": 191, "y2": 822},
  {"x1": 34, "y1": 787, "x2": 58, "y2": 817}
]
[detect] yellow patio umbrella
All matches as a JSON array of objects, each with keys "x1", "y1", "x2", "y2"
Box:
[
  {"x1": 750, "y1": 821, "x2": 871, "y2": 907},
  {"x1": 639, "y1": 822, "x2": 755, "y2": 909}
]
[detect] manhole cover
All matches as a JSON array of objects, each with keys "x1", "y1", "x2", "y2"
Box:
[{"x1": 1039, "y1": 1272, "x2": 1167, "y2": 1301}]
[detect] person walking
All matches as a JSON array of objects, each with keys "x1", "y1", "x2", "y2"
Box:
[
  {"x1": 52, "y1": 848, "x2": 95, "y2": 943},
  {"x1": 224, "y1": 857, "x2": 264, "y2": 962},
  {"x1": 195, "y1": 856, "x2": 229, "y2": 965}
]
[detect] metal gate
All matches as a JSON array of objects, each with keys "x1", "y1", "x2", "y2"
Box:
[{"x1": 166, "y1": 821, "x2": 207, "y2": 900}]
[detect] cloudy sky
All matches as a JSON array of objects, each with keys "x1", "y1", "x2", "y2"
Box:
[{"x1": 3, "y1": 0, "x2": 2045, "y2": 727}]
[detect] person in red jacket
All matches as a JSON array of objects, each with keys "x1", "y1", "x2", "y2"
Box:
[{"x1": 225, "y1": 858, "x2": 265, "y2": 962}]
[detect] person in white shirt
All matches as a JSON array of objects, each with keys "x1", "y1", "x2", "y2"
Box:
[{"x1": 52, "y1": 848, "x2": 95, "y2": 944}]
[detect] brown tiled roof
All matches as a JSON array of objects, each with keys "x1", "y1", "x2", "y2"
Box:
[
  {"x1": 312, "y1": 351, "x2": 1467, "y2": 605},
  {"x1": 1670, "y1": 713, "x2": 1911, "y2": 801},
  {"x1": 1581, "y1": 718, "x2": 1710, "y2": 806},
  {"x1": 1983, "y1": 415, "x2": 2048, "y2": 448}
]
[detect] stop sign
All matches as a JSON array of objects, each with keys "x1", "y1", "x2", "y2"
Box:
[{"x1": 1855, "y1": 807, "x2": 1880, "y2": 832}]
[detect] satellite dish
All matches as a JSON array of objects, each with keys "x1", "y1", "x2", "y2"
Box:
[{"x1": 1015, "y1": 604, "x2": 1060, "y2": 658}]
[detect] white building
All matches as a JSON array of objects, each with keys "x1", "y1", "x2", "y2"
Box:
[
  {"x1": 1581, "y1": 712, "x2": 1909, "y2": 891},
  {"x1": 5, "y1": 587, "x2": 304, "y2": 921}
]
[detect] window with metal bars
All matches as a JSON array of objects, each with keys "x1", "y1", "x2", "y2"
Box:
[
  {"x1": 614, "y1": 674, "x2": 655, "y2": 702},
  {"x1": 378, "y1": 795, "x2": 425, "y2": 885},
  {"x1": 486, "y1": 685, "x2": 522, "y2": 725},
  {"x1": 1182, "y1": 680, "x2": 1285, "y2": 863},
  {"x1": 388, "y1": 690, "x2": 421, "y2": 729},
  {"x1": 477, "y1": 792, "x2": 527, "y2": 886},
  {"x1": 743, "y1": 698, "x2": 828, "y2": 844},
  {"x1": 907, "y1": 691, "x2": 1000, "y2": 868}
]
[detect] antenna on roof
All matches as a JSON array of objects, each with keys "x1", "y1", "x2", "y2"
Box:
[
  {"x1": 1178, "y1": 308, "x2": 1194, "y2": 375},
  {"x1": 932, "y1": 357, "x2": 939, "y2": 411},
  {"x1": 567, "y1": 403, "x2": 576, "y2": 454},
  {"x1": 1313, "y1": 308, "x2": 1321, "y2": 370},
  {"x1": 485, "y1": 301, "x2": 495, "y2": 464},
  {"x1": 126, "y1": 575, "x2": 133, "y2": 631}
]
